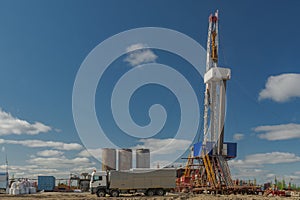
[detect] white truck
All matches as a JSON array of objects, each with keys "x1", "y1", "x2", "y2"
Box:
[{"x1": 90, "y1": 168, "x2": 176, "y2": 197}]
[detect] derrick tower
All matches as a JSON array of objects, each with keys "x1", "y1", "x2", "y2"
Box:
[
  {"x1": 201, "y1": 10, "x2": 234, "y2": 189},
  {"x1": 179, "y1": 11, "x2": 237, "y2": 192}
]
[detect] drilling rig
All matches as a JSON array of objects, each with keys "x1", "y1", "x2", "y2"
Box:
[
  {"x1": 177, "y1": 10, "x2": 237, "y2": 194},
  {"x1": 177, "y1": 11, "x2": 263, "y2": 195},
  {"x1": 200, "y1": 9, "x2": 234, "y2": 191}
]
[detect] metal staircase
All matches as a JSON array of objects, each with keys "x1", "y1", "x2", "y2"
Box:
[
  {"x1": 216, "y1": 155, "x2": 234, "y2": 188},
  {"x1": 202, "y1": 151, "x2": 216, "y2": 188}
]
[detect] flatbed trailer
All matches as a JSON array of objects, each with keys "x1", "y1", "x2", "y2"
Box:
[{"x1": 192, "y1": 185, "x2": 262, "y2": 195}]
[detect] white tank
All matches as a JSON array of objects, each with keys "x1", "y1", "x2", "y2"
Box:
[
  {"x1": 102, "y1": 148, "x2": 116, "y2": 171},
  {"x1": 136, "y1": 148, "x2": 150, "y2": 168},
  {"x1": 118, "y1": 149, "x2": 132, "y2": 170}
]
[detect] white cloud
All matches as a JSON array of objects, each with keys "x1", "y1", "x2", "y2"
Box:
[
  {"x1": 70, "y1": 166, "x2": 96, "y2": 174},
  {"x1": 124, "y1": 43, "x2": 157, "y2": 66},
  {"x1": 37, "y1": 150, "x2": 64, "y2": 157},
  {"x1": 246, "y1": 152, "x2": 300, "y2": 164},
  {"x1": 0, "y1": 108, "x2": 51, "y2": 135},
  {"x1": 229, "y1": 152, "x2": 300, "y2": 182},
  {"x1": 78, "y1": 148, "x2": 102, "y2": 159},
  {"x1": 230, "y1": 152, "x2": 300, "y2": 168},
  {"x1": 229, "y1": 159, "x2": 259, "y2": 169},
  {"x1": 78, "y1": 149, "x2": 91, "y2": 157},
  {"x1": 0, "y1": 139, "x2": 82, "y2": 150},
  {"x1": 125, "y1": 43, "x2": 147, "y2": 52},
  {"x1": 259, "y1": 73, "x2": 300, "y2": 102},
  {"x1": 233, "y1": 133, "x2": 244, "y2": 141},
  {"x1": 231, "y1": 168, "x2": 269, "y2": 179},
  {"x1": 2, "y1": 164, "x2": 59, "y2": 174},
  {"x1": 0, "y1": 164, "x2": 57, "y2": 177},
  {"x1": 0, "y1": 159, "x2": 95, "y2": 178},
  {"x1": 133, "y1": 138, "x2": 191, "y2": 155},
  {"x1": 266, "y1": 173, "x2": 276, "y2": 178},
  {"x1": 31, "y1": 168, "x2": 59, "y2": 173},
  {"x1": 255, "y1": 123, "x2": 300, "y2": 141},
  {"x1": 28, "y1": 156, "x2": 91, "y2": 168}
]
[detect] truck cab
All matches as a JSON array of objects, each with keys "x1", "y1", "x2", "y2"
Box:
[{"x1": 90, "y1": 171, "x2": 107, "y2": 196}]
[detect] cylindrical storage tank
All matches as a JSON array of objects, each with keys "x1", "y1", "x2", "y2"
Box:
[
  {"x1": 136, "y1": 148, "x2": 150, "y2": 168},
  {"x1": 118, "y1": 149, "x2": 132, "y2": 170},
  {"x1": 102, "y1": 148, "x2": 116, "y2": 171}
]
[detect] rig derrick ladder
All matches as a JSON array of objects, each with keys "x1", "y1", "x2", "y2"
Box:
[
  {"x1": 217, "y1": 155, "x2": 234, "y2": 188},
  {"x1": 184, "y1": 155, "x2": 193, "y2": 177},
  {"x1": 202, "y1": 149, "x2": 216, "y2": 188}
]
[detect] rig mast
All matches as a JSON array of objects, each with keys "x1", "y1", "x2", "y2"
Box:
[
  {"x1": 202, "y1": 10, "x2": 233, "y2": 189},
  {"x1": 177, "y1": 11, "x2": 237, "y2": 193},
  {"x1": 203, "y1": 10, "x2": 231, "y2": 155}
]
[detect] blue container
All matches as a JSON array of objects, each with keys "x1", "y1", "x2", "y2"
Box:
[
  {"x1": 224, "y1": 142, "x2": 237, "y2": 158},
  {"x1": 194, "y1": 141, "x2": 237, "y2": 158},
  {"x1": 193, "y1": 141, "x2": 215, "y2": 156},
  {"x1": 0, "y1": 172, "x2": 8, "y2": 189},
  {"x1": 38, "y1": 176, "x2": 55, "y2": 191},
  {"x1": 193, "y1": 142, "x2": 202, "y2": 157}
]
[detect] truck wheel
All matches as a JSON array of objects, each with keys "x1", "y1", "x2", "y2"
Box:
[
  {"x1": 96, "y1": 190, "x2": 106, "y2": 197},
  {"x1": 110, "y1": 190, "x2": 119, "y2": 197},
  {"x1": 147, "y1": 189, "x2": 155, "y2": 196},
  {"x1": 156, "y1": 189, "x2": 165, "y2": 196}
]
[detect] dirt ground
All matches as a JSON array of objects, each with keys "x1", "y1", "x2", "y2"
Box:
[{"x1": 0, "y1": 192, "x2": 299, "y2": 200}]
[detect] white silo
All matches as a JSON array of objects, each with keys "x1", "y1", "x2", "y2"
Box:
[
  {"x1": 102, "y1": 148, "x2": 116, "y2": 171},
  {"x1": 136, "y1": 148, "x2": 150, "y2": 168},
  {"x1": 118, "y1": 149, "x2": 132, "y2": 170}
]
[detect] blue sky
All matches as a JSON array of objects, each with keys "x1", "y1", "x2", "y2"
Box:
[{"x1": 0, "y1": 0, "x2": 300, "y2": 185}]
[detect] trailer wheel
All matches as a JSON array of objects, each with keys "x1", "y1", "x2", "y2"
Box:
[
  {"x1": 96, "y1": 190, "x2": 106, "y2": 197},
  {"x1": 110, "y1": 190, "x2": 119, "y2": 197},
  {"x1": 146, "y1": 189, "x2": 155, "y2": 196},
  {"x1": 156, "y1": 189, "x2": 165, "y2": 196}
]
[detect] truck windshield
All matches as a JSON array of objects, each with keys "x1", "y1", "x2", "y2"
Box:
[{"x1": 93, "y1": 175, "x2": 102, "y2": 181}]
